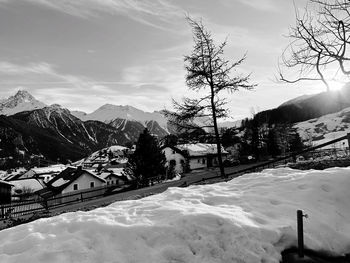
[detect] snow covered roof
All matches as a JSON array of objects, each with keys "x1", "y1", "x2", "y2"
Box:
[
  {"x1": 176, "y1": 143, "x2": 228, "y2": 156},
  {"x1": 11, "y1": 179, "x2": 45, "y2": 191},
  {"x1": 20, "y1": 164, "x2": 67, "y2": 179}
]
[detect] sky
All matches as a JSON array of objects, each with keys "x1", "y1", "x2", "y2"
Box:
[{"x1": 0, "y1": 0, "x2": 345, "y2": 120}]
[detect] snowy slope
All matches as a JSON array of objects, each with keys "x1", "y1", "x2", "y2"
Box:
[
  {"x1": 294, "y1": 106, "x2": 350, "y2": 147},
  {"x1": 1, "y1": 167, "x2": 350, "y2": 263},
  {"x1": 74, "y1": 104, "x2": 168, "y2": 129},
  {"x1": 0, "y1": 90, "x2": 46, "y2": 116}
]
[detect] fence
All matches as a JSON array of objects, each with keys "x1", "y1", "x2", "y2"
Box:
[
  {"x1": 0, "y1": 184, "x2": 118, "y2": 219},
  {"x1": 192, "y1": 133, "x2": 350, "y2": 184}
]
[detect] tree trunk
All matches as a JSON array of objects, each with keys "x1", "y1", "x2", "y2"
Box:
[{"x1": 210, "y1": 88, "x2": 225, "y2": 178}]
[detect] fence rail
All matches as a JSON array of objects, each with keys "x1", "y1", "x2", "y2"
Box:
[
  {"x1": 0, "y1": 184, "x2": 119, "y2": 219},
  {"x1": 190, "y1": 133, "x2": 350, "y2": 185}
]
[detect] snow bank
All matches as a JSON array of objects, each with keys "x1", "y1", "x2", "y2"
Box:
[{"x1": 1, "y1": 167, "x2": 350, "y2": 263}]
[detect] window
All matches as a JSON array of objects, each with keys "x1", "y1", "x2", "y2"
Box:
[
  {"x1": 90, "y1": 182, "x2": 95, "y2": 188},
  {"x1": 107, "y1": 181, "x2": 110, "y2": 185},
  {"x1": 202, "y1": 159, "x2": 206, "y2": 164},
  {"x1": 73, "y1": 184, "x2": 78, "y2": 191},
  {"x1": 197, "y1": 159, "x2": 200, "y2": 163}
]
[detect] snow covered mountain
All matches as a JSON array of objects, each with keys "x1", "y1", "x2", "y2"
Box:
[
  {"x1": 71, "y1": 104, "x2": 169, "y2": 134},
  {"x1": 294, "y1": 106, "x2": 350, "y2": 148},
  {"x1": 0, "y1": 90, "x2": 46, "y2": 116}
]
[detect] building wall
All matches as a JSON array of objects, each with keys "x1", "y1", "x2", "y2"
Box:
[
  {"x1": 189, "y1": 155, "x2": 228, "y2": 170},
  {"x1": 62, "y1": 173, "x2": 105, "y2": 194},
  {"x1": 105, "y1": 175, "x2": 126, "y2": 186},
  {"x1": 162, "y1": 147, "x2": 186, "y2": 173},
  {"x1": 189, "y1": 157, "x2": 207, "y2": 170}
]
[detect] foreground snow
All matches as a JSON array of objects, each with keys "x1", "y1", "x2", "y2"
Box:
[{"x1": 1, "y1": 167, "x2": 350, "y2": 263}]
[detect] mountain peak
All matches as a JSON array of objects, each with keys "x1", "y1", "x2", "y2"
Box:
[
  {"x1": 0, "y1": 90, "x2": 46, "y2": 116},
  {"x1": 13, "y1": 90, "x2": 34, "y2": 100}
]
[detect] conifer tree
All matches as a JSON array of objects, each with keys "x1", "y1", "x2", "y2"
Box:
[
  {"x1": 124, "y1": 129, "x2": 166, "y2": 187},
  {"x1": 165, "y1": 17, "x2": 255, "y2": 177}
]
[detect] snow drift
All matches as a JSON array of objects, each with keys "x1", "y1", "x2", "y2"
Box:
[{"x1": 1, "y1": 167, "x2": 350, "y2": 263}]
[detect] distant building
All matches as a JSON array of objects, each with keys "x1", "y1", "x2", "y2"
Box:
[
  {"x1": 94, "y1": 168, "x2": 129, "y2": 186},
  {"x1": 162, "y1": 143, "x2": 229, "y2": 173},
  {"x1": 45, "y1": 166, "x2": 106, "y2": 195},
  {"x1": 162, "y1": 146, "x2": 187, "y2": 174},
  {"x1": 76, "y1": 145, "x2": 129, "y2": 168}
]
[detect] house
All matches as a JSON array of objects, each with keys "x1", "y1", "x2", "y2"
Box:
[
  {"x1": 161, "y1": 146, "x2": 187, "y2": 174},
  {"x1": 94, "y1": 168, "x2": 129, "y2": 186},
  {"x1": 46, "y1": 166, "x2": 106, "y2": 195},
  {"x1": 177, "y1": 143, "x2": 229, "y2": 170},
  {"x1": 76, "y1": 145, "x2": 129, "y2": 168},
  {"x1": 0, "y1": 180, "x2": 13, "y2": 204},
  {"x1": 162, "y1": 143, "x2": 229, "y2": 173}
]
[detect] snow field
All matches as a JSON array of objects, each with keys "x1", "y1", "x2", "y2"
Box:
[{"x1": 1, "y1": 167, "x2": 350, "y2": 263}]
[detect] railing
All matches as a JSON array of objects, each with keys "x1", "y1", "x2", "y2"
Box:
[{"x1": 0, "y1": 184, "x2": 120, "y2": 219}]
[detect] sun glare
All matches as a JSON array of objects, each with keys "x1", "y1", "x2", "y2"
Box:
[{"x1": 328, "y1": 81, "x2": 345, "y2": 91}]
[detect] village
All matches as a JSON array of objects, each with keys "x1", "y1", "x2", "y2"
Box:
[{"x1": 0, "y1": 139, "x2": 238, "y2": 217}]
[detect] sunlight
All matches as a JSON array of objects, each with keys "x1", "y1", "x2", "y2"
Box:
[{"x1": 328, "y1": 80, "x2": 345, "y2": 91}]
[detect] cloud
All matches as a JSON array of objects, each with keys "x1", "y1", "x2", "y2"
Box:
[
  {"x1": 0, "y1": 61, "x2": 184, "y2": 112},
  {"x1": 7, "y1": 0, "x2": 184, "y2": 29},
  {"x1": 233, "y1": 0, "x2": 278, "y2": 12},
  {"x1": 0, "y1": 61, "x2": 102, "y2": 94}
]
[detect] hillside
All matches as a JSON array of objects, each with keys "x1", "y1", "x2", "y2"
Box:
[
  {"x1": 294, "y1": 106, "x2": 350, "y2": 148},
  {"x1": 255, "y1": 86, "x2": 350, "y2": 124}
]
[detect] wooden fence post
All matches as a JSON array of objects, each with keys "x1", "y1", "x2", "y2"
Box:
[
  {"x1": 347, "y1": 133, "x2": 350, "y2": 149},
  {"x1": 297, "y1": 210, "x2": 304, "y2": 258}
]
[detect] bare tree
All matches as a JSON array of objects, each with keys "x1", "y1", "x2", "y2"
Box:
[
  {"x1": 165, "y1": 17, "x2": 256, "y2": 177},
  {"x1": 279, "y1": 0, "x2": 350, "y2": 91}
]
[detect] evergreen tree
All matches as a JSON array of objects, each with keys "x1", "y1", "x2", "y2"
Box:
[
  {"x1": 289, "y1": 132, "x2": 304, "y2": 153},
  {"x1": 267, "y1": 128, "x2": 280, "y2": 157},
  {"x1": 124, "y1": 129, "x2": 166, "y2": 188}
]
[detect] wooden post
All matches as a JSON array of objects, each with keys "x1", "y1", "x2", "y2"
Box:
[
  {"x1": 1, "y1": 205, "x2": 3, "y2": 219},
  {"x1": 347, "y1": 133, "x2": 350, "y2": 150},
  {"x1": 297, "y1": 210, "x2": 304, "y2": 258},
  {"x1": 80, "y1": 192, "x2": 84, "y2": 202}
]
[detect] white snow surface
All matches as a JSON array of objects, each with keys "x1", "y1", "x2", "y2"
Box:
[
  {"x1": 73, "y1": 104, "x2": 168, "y2": 130},
  {"x1": 295, "y1": 106, "x2": 350, "y2": 148},
  {"x1": 1, "y1": 167, "x2": 350, "y2": 263}
]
